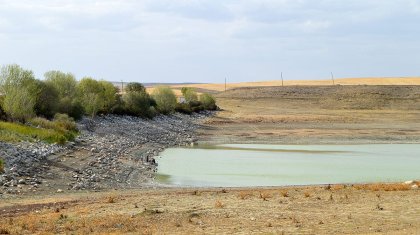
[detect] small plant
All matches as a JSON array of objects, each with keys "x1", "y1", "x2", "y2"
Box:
[
  {"x1": 0, "y1": 158, "x2": 4, "y2": 173},
  {"x1": 304, "y1": 192, "x2": 311, "y2": 198},
  {"x1": 107, "y1": 196, "x2": 116, "y2": 203},
  {"x1": 0, "y1": 227, "x2": 10, "y2": 234},
  {"x1": 215, "y1": 200, "x2": 224, "y2": 208},
  {"x1": 238, "y1": 191, "x2": 253, "y2": 200},
  {"x1": 280, "y1": 191, "x2": 289, "y2": 197},
  {"x1": 259, "y1": 191, "x2": 273, "y2": 201}
]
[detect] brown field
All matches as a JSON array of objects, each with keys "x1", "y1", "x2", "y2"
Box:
[
  {"x1": 198, "y1": 85, "x2": 420, "y2": 144},
  {"x1": 0, "y1": 183, "x2": 419, "y2": 235}
]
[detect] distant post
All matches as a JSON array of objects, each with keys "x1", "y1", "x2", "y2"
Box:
[
  {"x1": 331, "y1": 72, "x2": 335, "y2": 85},
  {"x1": 121, "y1": 80, "x2": 124, "y2": 93},
  {"x1": 225, "y1": 77, "x2": 227, "y2": 92},
  {"x1": 281, "y1": 72, "x2": 284, "y2": 87}
]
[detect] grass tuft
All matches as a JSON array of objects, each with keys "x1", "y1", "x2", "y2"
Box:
[
  {"x1": 238, "y1": 191, "x2": 253, "y2": 200},
  {"x1": 215, "y1": 200, "x2": 224, "y2": 208},
  {"x1": 259, "y1": 191, "x2": 273, "y2": 201},
  {"x1": 0, "y1": 118, "x2": 78, "y2": 144},
  {"x1": 353, "y1": 183, "x2": 411, "y2": 191}
]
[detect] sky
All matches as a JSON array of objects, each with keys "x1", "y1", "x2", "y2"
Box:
[{"x1": 0, "y1": 0, "x2": 419, "y2": 83}]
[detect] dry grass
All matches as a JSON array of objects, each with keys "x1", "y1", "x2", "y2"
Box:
[
  {"x1": 0, "y1": 185, "x2": 419, "y2": 234},
  {"x1": 280, "y1": 191, "x2": 289, "y2": 197},
  {"x1": 238, "y1": 191, "x2": 253, "y2": 200},
  {"x1": 168, "y1": 77, "x2": 420, "y2": 93},
  {"x1": 215, "y1": 200, "x2": 224, "y2": 208},
  {"x1": 353, "y1": 183, "x2": 411, "y2": 191},
  {"x1": 106, "y1": 195, "x2": 116, "y2": 203},
  {"x1": 304, "y1": 192, "x2": 311, "y2": 198},
  {"x1": 259, "y1": 191, "x2": 273, "y2": 201}
]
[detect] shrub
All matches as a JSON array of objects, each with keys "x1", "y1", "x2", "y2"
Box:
[
  {"x1": 0, "y1": 97, "x2": 7, "y2": 121},
  {"x1": 2, "y1": 87, "x2": 35, "y2": 122},
  {"x1": 152, "y1": 86, "x2": 177, "y2": 114},
  {"x1": 53, "y1": 113, "x2": 78, "y2": 132},
  {"x1": 98, "y1": 81, "x2": 119, "y2": 114},
  {"x1": 125, "y1": 82, "x2": 146, "y2": 93},
  {"x1": 181, "y1": 87, "x2": 198, "y2": 103},
  {"x1": 34, "y1": 80, "x2": 59, "y2": 118},
  {"x1": 175, "y1": 103, "x2": 192, "y2": 114},
  {"x1": 0, "y1": 64, "x2": 38, "y2": 122},
  {"x1": 0, "y1": 158, "x2": 4, "y2": 173},
  {"x1": 58, "y1": 97, "x2": 84, "y2": 120},
  {"x1": 77, "y1": 77, "x2": 103, "y2": 118},
  {"x1": 0, "y1": 121, "x2": 75, "y2": 144},
  {"x1": 123, "y1": 91, "x2": 155, "y2": 118},
  {"x1": 199, "y1": 93, "x2": 217, "y2": 110}
]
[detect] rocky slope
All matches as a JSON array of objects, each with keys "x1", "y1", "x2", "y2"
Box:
[{"x1": 0, "y1": 112, "x2": 212, "y2": 196}]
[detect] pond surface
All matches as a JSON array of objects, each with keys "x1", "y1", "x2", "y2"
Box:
[{"x1": 155, "y1": 144, "x2": 420, "y2": 187}]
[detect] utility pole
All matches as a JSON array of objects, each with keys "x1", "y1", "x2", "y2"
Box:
[
  {"x1": 331, "y1": 72, "x2": 335, "y2": 85},
  {"x1": 121, "y1": 80, "x2": 124, "y2": 93},
  {"x1": 225, "y1": 77, "x2": 227, "y2": 92},
  {"x1": 281, "y1": 72, "x2": 284, "y2": 87}
]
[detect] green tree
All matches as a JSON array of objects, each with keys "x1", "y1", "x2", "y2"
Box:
[
  {"x1": 44, "y1": 70, "x2": 82, "y2": 119},
  {"x1": 125, "y1": 82, "x2": 146, "y2": 93},
  {"x1": 0, "y1": 64, "x2": 35, "y2": 95},
  {"x1": 34, "y1": 80, "x2": 59, "y2": 118},
  {"x1": 0, "y1": 64, "x2": 38, "y2": 121},
  {"x1": 123, "y1": 82, "x2": 155, "y2": 118},
  {"x1": 77, "y1": 77, "x2": 103, "y2": 118},
  {"x1": 181, "y1": 87, "x2": 198, "y2": 103},
  {"x1": 2, "y1": 87, "x2": 35, "y2": 121},
  {"x1": 44, "y1": 71, "x2": 77, "y2": 99},
  {"x1": 77, "y1": 78, "x2": 118, "y2": 117},
  {"x1": 99, "y1": 81, "x2": 118, "y2": 113},
  {"x1": 152, "y1": 86, "x2": 177, "y2": 114},
  {"x1": 199, "y1": 93, "x2": 217, "y2": 110}
]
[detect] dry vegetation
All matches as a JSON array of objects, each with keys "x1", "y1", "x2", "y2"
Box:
[
  {"x1": 0, "y1": 184, "x2": 419, "y2": 234},
  {"x1": 170, "y1": 77, "x2": 420, "y2": 92}
]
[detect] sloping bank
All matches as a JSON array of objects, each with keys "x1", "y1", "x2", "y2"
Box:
[{"x1": 0, "y1": 112, "x2": 212, "y2": 195}]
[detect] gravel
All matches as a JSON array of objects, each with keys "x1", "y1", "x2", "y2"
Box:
[{"x1": 0, "y1": 112, "x2": 212, "y2": 194}]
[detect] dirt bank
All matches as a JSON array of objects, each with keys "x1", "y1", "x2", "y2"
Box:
[
  {"x1": 199, "y1": 85, "x2": 420, "y2": 144},
  {"x1": 0, "y1": 183, "x2": 419, "y2": 234}
]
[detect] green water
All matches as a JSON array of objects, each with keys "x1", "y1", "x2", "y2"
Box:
[{"x1": 155, "y1": 144, "x2": 420, "y2": 187}]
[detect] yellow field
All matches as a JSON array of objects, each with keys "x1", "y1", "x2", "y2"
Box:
[{"x1": 170, "y1": 77, "x2": 420, "y2": 92}]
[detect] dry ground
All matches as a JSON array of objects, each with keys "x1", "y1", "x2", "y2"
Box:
[
  {"x1": 198, "y1": 85, "x2": 420, "y2": 144},
  {"x1": 0, "y1": 183, "x2": 419, "y2": 235}
]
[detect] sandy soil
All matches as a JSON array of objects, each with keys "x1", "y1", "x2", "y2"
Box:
[{"x1": 0, "y1": 184, "x2": 419, "y2": 234}]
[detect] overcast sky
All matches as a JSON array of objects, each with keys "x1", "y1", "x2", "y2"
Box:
[{"x1": 0, "y1": 0, "x2": 419, "y2": 83}]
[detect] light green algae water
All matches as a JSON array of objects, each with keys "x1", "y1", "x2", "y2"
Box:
[{"x1": 155, "y1": 144, "x2": 420, "y2": 187}]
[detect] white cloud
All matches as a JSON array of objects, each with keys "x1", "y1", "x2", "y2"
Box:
[{"x1": 0, "y1": 0, "x2": 419, "y2": 82}]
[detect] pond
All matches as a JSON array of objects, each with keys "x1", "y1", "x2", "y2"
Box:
[{"x1": 155, "y1": 144, "x2": 420, "y2": 187}]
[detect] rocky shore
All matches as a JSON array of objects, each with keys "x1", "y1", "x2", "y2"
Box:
[{"x1": 0, "y1": 112, "x2": 212, "y2": 196}]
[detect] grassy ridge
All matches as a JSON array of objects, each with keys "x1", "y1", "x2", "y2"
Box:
[{"x1": 0, "y1": 121, "x2": 77, "y2": 144}]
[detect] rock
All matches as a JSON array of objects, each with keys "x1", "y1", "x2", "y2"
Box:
[
  {"x1": 57, "y1": 189, "x2": 63, "y2": 193},
  {"x1": 18, "y1": 179, "x2": 26, "y2": 185},
  {"x1": 404, "y1": 180, "x2": 414, "y2": 185},
  {"x1": 412, "y1": 185, "x2": 418, "y2": 189}
]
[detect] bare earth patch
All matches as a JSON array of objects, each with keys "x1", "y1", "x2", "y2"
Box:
[{"x1": 0, "y1": 184, "x2": 419, "y2": 234}]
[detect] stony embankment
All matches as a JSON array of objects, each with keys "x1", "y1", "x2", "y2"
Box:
[{"x1": 0, "y1": 112, "x2": 212, "y2": 195}]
